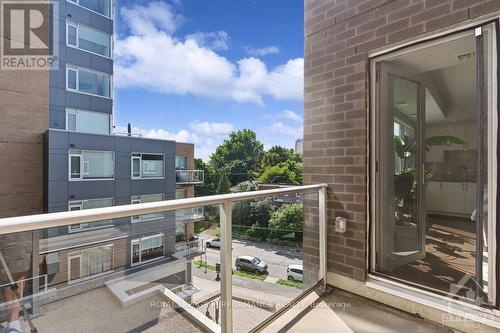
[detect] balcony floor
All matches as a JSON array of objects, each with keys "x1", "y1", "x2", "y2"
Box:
[
  {"x1": 5, "y1": 287, "x2": 203, "y2": 333},
  {"x1": 286, "y1": 288, "x2": 455, "y2": 333}
]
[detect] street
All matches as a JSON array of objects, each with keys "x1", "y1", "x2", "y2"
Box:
[{"x1": 197, "y1": 236, "x2": 303, "y2": 280}]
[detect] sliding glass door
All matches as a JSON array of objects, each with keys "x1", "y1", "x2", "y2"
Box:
[{"x1": 372, "y1": 23, "x2": 497, "y2": 305}]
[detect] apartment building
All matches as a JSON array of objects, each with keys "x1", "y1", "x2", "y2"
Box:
[
  {"x1": 304, "y1": 0, "x2": 500, "y2": 331},
  {"x1": 0, "y1": 0, "x2": 204, "y2": 297}
]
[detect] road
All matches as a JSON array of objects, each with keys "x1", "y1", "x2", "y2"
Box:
[
  {"x1": 192, "y1": 268, "x2": 302, "y2": 299},
  {"x1": 197, "y1": 237, "x2": 303, "y2": 280}
]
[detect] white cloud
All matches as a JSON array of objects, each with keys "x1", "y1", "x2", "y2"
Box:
[
  {"x1": 189, "y1": 120, "x2": 234, "y2": 135},
  {"x1": 120, "y1": 1, "x2": 183, "y2": 36},
  {"x1": 244, "y1": 45, "x2": 280, "y2": 56},
  {"x1": 115, "y1": 2, "x2": 303, "y2": 104},
  {"x1": 115, "y1": 121, "x2": 236, "y2": 161},
  {"x1": 185, "y1": 31, "x2": 230, "y2": 51},
  {"x1": 269, "y1": 122, "x2": 302, "y2": 138},
  {"x1": 280, "y1": 110, "x2": 302, "y2": 123}
]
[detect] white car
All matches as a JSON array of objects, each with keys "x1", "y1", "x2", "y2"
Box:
[
  {"x1": 205, "y1": 237, "x2": 221, "y2": 248},
  {"x1": 287, "y1": 264, "x2": 303, "y2": 282}
]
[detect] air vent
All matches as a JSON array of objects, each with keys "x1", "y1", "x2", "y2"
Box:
[{"x1": 457, "y1": 51, "x2": 475, "y2": 62}]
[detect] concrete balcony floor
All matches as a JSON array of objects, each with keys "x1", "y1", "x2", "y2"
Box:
[{"x1": 283, "y1": 288, "x2": 455, "y2": 333}]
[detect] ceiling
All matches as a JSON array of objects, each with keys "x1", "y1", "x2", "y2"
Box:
[{"x1": 386, "y1": 34, "x2": 477, "y2": 126}]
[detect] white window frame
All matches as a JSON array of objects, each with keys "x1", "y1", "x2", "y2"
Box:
[
  {"x1": 66, "y1": 0, "x2": 114, "y2": 20},
  {"x1": 68, "y1": 198, "x2": 114, "y2": 233},
  {"x1": 66, "y1": 20, "x2": 112, "y2": 59},
  {"x1": 68, "y1": 243, "x2": 114, "y2": 284},
  {"x1": 66, "y1": 64, "x2": 113, "y2": 99},
  {"x1": 68, "y1": 149, "x2": 115, "y2": 181},
  {"x1": 65, "y1": 108, "x2": 111, "y2": 135},
  {"x1": 130, "y1": 153, "x2": 165, "y2": 180},
  {"x1": 130, "y1": 233, "x2": 165, "y2": 266}
]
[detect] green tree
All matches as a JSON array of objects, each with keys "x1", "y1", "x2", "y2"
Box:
[
  {"x1": 258, "y1": 160, "x2": 303, "y2": 184},
  {"x1": 260, "y1": 146, "x2": 302, "y2": 168},
  {"x1": 194, "y1": 158, "x2": 217, "y2": 196},
  {"x1": 268, "y1": 203, "x2": 304, "y2": 238},
  {"x1": 248, "y1": 197, "x2": 275, "y2": 228},
  {"x1": 216, "y1": 172, "x2": 232, "y2": 194},
  {"x1": 209, "y1": 129, "x2": 264, "y2": 185}
]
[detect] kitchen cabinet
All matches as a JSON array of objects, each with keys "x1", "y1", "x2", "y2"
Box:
[
  {"x1": 426, "y1": 128, "x2": 445, "y2": 162},
  {"x1": 425, "y1": 123, "x2": 476, "y2": 162},
  {"x1": 425, "y1": 181, "x2": 476, "y2": 217},
  {"x1": 425, "y1": 182, "x2": 442, "y2": 211}
]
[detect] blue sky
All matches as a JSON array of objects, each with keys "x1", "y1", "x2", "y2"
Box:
[{"x1": 113, "y1": 0, "x2": 304, "y2": 160}]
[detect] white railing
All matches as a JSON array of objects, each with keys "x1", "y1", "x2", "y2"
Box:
[
  {"x1": 0, "y1": 183, "x2": 328, "y2": 333},
  {"x1": 176, "y1": 206, "x2": 204, "y2": 221},
  {"x1": 176, "y1": 169, "x2": 204, "y2": 184},
  {"x1": 175, "y1": 239, "x2": 204, "y2": 257}
]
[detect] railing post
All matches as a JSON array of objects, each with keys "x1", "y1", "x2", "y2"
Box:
[
  {"x1": 319, "y1": 187, "x2": 328, "y2": 288},
  {"x1": 219, "y1": 201, "x2": 233, "y2": 333}
]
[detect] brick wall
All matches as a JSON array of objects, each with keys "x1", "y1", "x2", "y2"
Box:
[
  {"x1": 0, "y1": 63, "x2": 48, "y2": 218},
  {"x1": 303, "y1": 0, "x2": 500, "y2": 281}
]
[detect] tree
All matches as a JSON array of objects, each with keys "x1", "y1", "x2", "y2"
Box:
[
  {"x1": 268, "y1": 203, "x2": 304, "y2": 238},
  {"x1": 260, "y1": 146, "x2": 302, "y2": 169},
  {"x1": 248, "y1": 197, "x2": 275, "y2": 228},
  {"x1": 194, "y1": 158, "x2": 217, "y2": 196},
  {"x1": 216, "y1": 173, "x2": 232, "y2": 194},
  {"x1": 209, "y1": 129, "x2": 264, "y2": 186},
  {"x1": 258, "y1": 160, "x2": 303, "y2": 185}
]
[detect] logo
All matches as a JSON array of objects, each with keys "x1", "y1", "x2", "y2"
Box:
[{"x1": 1, "y1": 0, "x2": 59, "y2": 70}]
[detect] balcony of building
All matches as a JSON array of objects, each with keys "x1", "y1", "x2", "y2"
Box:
[
  {"x1": 0, "y1": 185, "x2": 478, "y2": 333},
  {"x1": 176, "y1": 170, "x2": 204, "y2": 185}
]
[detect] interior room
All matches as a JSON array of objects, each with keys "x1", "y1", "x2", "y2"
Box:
[{"x1": 375, "y1": 31, "x2": 491, "y2": 302}]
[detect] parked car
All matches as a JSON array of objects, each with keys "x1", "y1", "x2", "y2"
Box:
[
  {"x1": 235, "y1": 256, "x2": 268, "y2": 274},
  {"x1": 286, "y1": 264, "x2": 303, "y2": 281},
  {"x1": 206, "y1": 238, "x2": 221, "y2": 248}
]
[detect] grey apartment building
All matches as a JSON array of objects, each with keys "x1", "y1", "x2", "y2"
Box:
[
  {"x1": 304, "y1": 0, "x2": 500, "y2": 331},
  {"x1": 0, "y1": 0, "x2": 204, "y2": 296}
]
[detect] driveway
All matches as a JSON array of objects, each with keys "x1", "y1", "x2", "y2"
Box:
[{"x1": 199, "y1": 236, "x2": 303, "y2": 279}]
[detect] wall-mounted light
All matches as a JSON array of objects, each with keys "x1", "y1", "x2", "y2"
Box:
[{"x1": 334, "y1": 217, "x2": 347, "y2": 233}]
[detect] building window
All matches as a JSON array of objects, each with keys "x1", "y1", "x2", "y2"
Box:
[
  {"x1": 68, "y1": 244, "x2": 113, "y2": 282},
  {"x1": 66, "y1": 108, "x2": 110, "y2": 135},
  {"x1": 68, "y1": 198, "x2": 114, "y2": 232},
  {"x1": 68, "y1": 0, "x2": 112, "y2": 18},
  {"x1": 66, "y1": 21, "x2": 111, "y2": 57},
  {"x1": 130, "y1": 194, "x2": 165, "y2": 222},
  {"x1": 131, "y1": 234, "x2": 164, "y2": 266},
  {"x1": 175, "y1": 156, "x2": 187, "y2": 169},
  {"x1": 175, "y1": 189, "x2": 187, "y2": 199},
  {"x1": 69, "y1": 149, "x2": 114, "y2": 180},
  {"x1": 66, "y1": 65, "x2": 111, "y2": 98},
  {"x1": 131, "y1": 153, "x2": 164, "y2": 179},
  {"x1": 175, "y1": 223, "x2": 186, "y2": 243}
]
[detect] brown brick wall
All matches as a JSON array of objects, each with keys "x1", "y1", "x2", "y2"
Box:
[
  {"x1": 303, "y1": 0, "x2": 500, "y2": 281},
  {"x1": 0, "y1": 66, "x2": 48, "y2": 218}
]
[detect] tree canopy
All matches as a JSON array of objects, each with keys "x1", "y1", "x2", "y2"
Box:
[{"x1": 209, "y1": 129, "x2": 264, "y2": 186}]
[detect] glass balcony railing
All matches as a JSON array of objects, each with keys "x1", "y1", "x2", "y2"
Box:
[
  {"x1": 0, "y1": 184, "x2": 327, "y2": 333},
  {"x1": 175, "y1": 239, "x2": 204, "y2": 257},
  {"x1": 175, "y1": 206, "x2": 204, "y2": 221},
  {"x1": 175, "y1": 169, "x2": 204, "y2": 184}
]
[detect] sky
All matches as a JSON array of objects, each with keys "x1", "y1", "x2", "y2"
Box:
[{"x1": 113, "y1": 0, "x2": 304, "y2": 161}]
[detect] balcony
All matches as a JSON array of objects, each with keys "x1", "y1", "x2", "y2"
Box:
[
  {"x1": 0, "y1": 184, "x2": 453, "y2": 333},
  {"x1": 176, "y1": 206, "x2": 204, "y2": 222},
  {"x1": 176, "y1": 169, "x2": 204, "y2": 184},
  {"x1": 175, "y1": 239, "x2": 204, "y2": 258}
]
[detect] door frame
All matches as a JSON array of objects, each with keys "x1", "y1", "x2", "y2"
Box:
[{"x1": 368, "y1": 21, "x2": 498, "y2": 307}]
